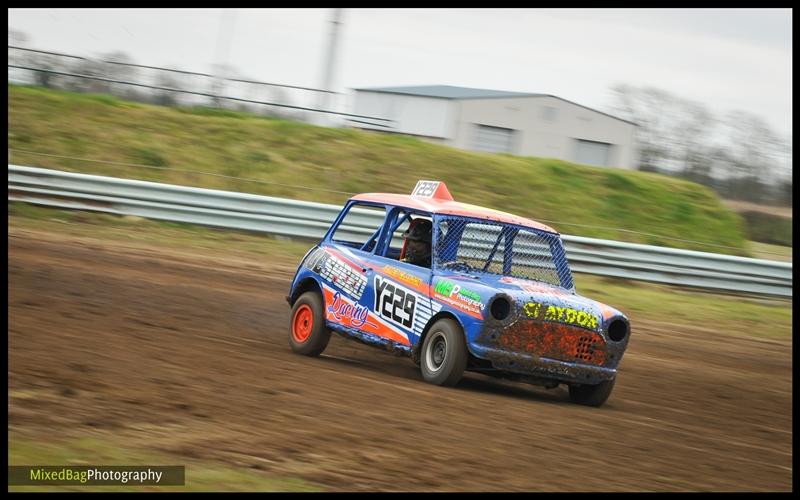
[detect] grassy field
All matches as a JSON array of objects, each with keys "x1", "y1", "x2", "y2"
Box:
[
  {"x1": 737, "y1": 210, "x2": 792, "y2": 247},
  {"x1": 723, "y1": 199, "x2": 792, "y2": 218},
  {"x1": 748, "y1": 241, "x2": 793, "y2": 262},
  {"x1": 9, "y1": 202, "x2": 791, "y2": 340},
  {"x1": 8, "y1": 83, "x2": 750, "y2": 255}
]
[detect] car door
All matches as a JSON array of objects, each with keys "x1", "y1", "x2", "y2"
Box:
[
  {"x1": 365, "y1": 209, "x2": 436, "y2": 348},
  {"x1": 319, "y1": 202, "x2": 388, "y2": 338}
]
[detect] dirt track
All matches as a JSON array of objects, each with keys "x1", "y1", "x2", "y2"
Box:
[{"x1": 8, "y1": 227, "x2": 793, "y2": 491}]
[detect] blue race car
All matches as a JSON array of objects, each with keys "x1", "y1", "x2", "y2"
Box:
[{"x1": 287, "y1": 181, "x2": 630, "y2": 406}]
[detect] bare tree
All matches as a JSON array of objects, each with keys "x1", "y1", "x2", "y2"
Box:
[
  {"x1": 777, "y1": 179, "x2": 792, "y2": 206},
  {"x1": 65, "y1": 56, "x2": 109, "y2": 94},
  {"x1": 153, "y1": 70, "x2": 180, "y2": 106},
  {"x1": 7, "y1": 32, "x2": 64, "y2": 90},
  {"x1": 608, "y1": 83, "x2": 791, "y2": 205},
  {"x1": 8, "y1": 31, "x2": 31, "y2": 86},
  {"x1": 101, "y1": 51, "x2": 139, "y2": 100},
  {"x1": 672, "y1": 100, "x2": 715, "y2": 180},
  {"x1": 723, "y1": 111, "x2": 783, "y2": 179},
  {"x1": 209, "y1": 63, "x2": 235, "y2": 109},
  {"x1": 8, "y1": 29, "x2": 28, "y2": 45},
  {"x1": 8, "y1": 30, "x2": 28, "y2": 64},
  {"x1": 210, "y1": 63, "x2": 255, "y2": 112},
  {"x1": 8, "y1": 30, "x2": 29, "y2": 69},
  {"x1": 610, "y1": 84, "x2": 673, "y2": 171}
]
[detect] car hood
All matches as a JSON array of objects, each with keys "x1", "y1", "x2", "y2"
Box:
[{"x1": 433, "y1": 270, "x2": 626, "y2": 332}]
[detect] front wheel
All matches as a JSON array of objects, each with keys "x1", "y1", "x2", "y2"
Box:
[
  {"x1": 568, "y1": 377, "x2": 616, "y2": 407},
  {"x1": 288, "y1": 291, "x2": 331, "y2": 357},
  {"x1": 420, "y1": 319, "x2": 468, "y2": 386}
]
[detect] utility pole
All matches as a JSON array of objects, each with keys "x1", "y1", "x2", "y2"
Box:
[
  {"x1": 317, "y1": 8, "x2": 343, "y2": 126},
  {"x1": 212, "y1": 9, "x2": 237, "y2": 108}
]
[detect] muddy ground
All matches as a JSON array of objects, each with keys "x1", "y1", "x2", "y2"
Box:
[{"x1": 8, "y1": 227, "x2": 793, "y2": 491}]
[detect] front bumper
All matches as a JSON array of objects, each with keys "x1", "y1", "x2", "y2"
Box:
[{"x1": 474, "y1": 346, "x2": 617, "y2": 385}]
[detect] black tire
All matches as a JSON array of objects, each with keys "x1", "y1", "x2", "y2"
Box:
[
  {"x1": 568, "y1": 377, "x2": 616, "y2": 407},
  {"x1": 288, "y1": 291, "x2": 331, "y2": 357},
  {"x1": 420, "y1": 319, "x2": 468, "y2": 386}
]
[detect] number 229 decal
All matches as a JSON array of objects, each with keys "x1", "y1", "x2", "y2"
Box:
[{"x1": 374, "y1": 276, "x2": 417, "y2": 329}]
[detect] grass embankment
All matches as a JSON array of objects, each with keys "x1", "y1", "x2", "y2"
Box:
[
  {"x1": 9, "y1": 83, "x2": 749, "y2": 255},
  {"x1": 738, "y1": 211, "x2": 792, "y2": 247},
  {"x1": 9, "y1": 202, "x2": 791, "y2": 340}
]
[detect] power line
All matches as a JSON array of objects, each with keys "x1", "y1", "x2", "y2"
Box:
[
  {"x1": 8, "y1": 45, "x2": 339, "y2": 94},
  {"x1": 8, "y1": 64, "x2": 392, "y2": 122}
]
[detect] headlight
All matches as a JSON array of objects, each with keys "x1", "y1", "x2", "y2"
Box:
[
  {"x1": 488, "y1": 294, "x2": 512, "y2": 321},
  {"x1": 607, "y1": 318, "x2": 629, "y2": 342}
]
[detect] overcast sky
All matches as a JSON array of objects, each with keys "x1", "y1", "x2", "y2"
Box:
[{"x1": 8, "y1": 8, "x2": 793, "y2": 139}]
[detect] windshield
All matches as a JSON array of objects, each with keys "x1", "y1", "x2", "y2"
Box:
[{"x1": 434, "y1": 216, "x2": 574, "y2": 290}]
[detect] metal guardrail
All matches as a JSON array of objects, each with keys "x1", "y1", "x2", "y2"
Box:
[{"x1": 8, "y1": 165, "x2": 793, "y2": 298}]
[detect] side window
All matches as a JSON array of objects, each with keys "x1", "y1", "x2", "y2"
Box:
[
  {"x1": 387, "y1": 211, "x2": 432, "y2": 268},
  {"x1": 330, "y1": 203, "x2": 387, "y2": 251},
  {"x1": 387, "y1": 215, "x2": 412, "y2": 259}
]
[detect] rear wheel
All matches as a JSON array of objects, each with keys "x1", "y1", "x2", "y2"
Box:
[
  {"x1": 288, "y1": 291, "x2": 331, "y2": 357},
  {"x1": 568, "y1": 377, "x2": 616, "y2": 407},
  {"x1": 420, "y1": 319, "x2": 468, "y2": 386}
]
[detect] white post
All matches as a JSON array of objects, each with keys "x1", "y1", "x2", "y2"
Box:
[
  {"x1": 212, "y1": 9, "x2": 237, "y2": 108},
  {"x1": 317, "y1": 8, "x2": 343, "y2": 127}
]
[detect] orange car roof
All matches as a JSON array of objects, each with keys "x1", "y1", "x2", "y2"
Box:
[{"x1": 351, "y1": 180, "x2": 558, "y2": 234}]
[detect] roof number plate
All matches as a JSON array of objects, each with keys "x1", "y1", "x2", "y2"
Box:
[{"x1": 411, "y1": 180, "x2": 440, "y2": 198}]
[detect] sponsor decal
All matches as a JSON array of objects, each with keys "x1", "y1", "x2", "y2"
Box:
[
  {"x1": 327, "y1": 292, "x2": 371, "y2": 328},
  {"x1": 374, "y1": 276, "x2": 417, "y2": 329},
  {"x1": 432, "y1": 279, "x2": 484, "y2": 315},
  {"x1": 523, "y1": 301, "x2": 599, "y2": 330},
  {"x1": 305, "y1": 248, "x2": 367, "y2": 300},
  {"x1": 322, "y1": 285, "x2": 409, "y2": 345},
  {"x1": 381, "y1": 265, "x2": 423, "y2": 289},
  {"x1": 303, "y1": 247, "x2": 326, "y2": 270}
]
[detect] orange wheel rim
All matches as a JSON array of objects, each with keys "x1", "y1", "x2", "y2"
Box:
[{"x1": 292, "y1": 304, "x2": 313, "y2": 343}]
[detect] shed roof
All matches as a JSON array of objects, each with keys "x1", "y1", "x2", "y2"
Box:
[
  {"x1": 353, "y1": 85, "x2": 637, "y2": 126},
  {"x1": 353, "y1": 84, "x2": 545, "y2": 100}
]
